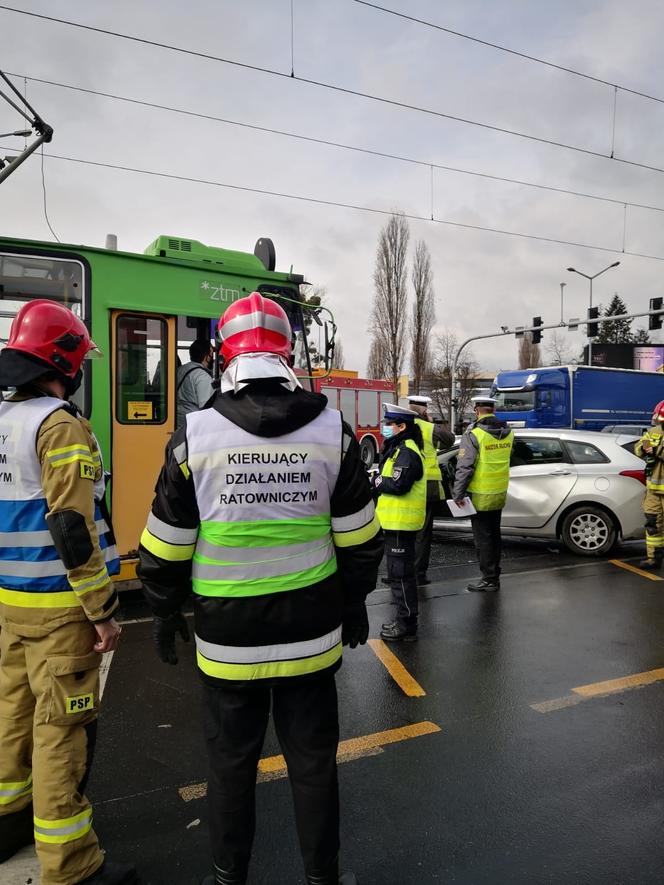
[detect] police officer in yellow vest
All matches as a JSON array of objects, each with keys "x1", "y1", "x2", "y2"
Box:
[
  {"x1": 374, "y1": 404, "x2": 426, "y2": 642},
  {"x1": 0, "y1": 301, "x2": 134, "y2": 884},
  {"x1": 407, "y1": 394, "x2": 455, "y2": 585},
  {"x1": 138, "y1": 293, "x2": 382, "y2": 885},
  {"x1": 635, "y1": 399, "x2": 664, "y2": 569},
  {"x1": 453, "y1": 396, "x2": 514, "y2": 592}
]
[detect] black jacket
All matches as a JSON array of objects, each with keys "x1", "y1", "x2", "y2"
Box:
[
  {"x1": 375, "y1": 425, "x2": 424, "y2": 497},
  {"x1": 138, "y1": 382, "x2": 383, "y2": 684}
]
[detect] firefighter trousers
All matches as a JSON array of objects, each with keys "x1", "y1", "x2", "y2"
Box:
[
  {"x1": 0, "y1": 618, "x2": 104, "y2": 885},
  {"x1": 643, "y1": 489, "x2": 664, "y2": 562},
  {"x1": 203, "y1": 673, "x2": 340, "y2": 884}
]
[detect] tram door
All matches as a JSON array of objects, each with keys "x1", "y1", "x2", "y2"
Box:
[{"x1": 111, "y1": 312, "x2": 176, "y2": 558}]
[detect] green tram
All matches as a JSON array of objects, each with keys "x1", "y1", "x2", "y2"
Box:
[{"x1": 0, "y1": 234, "x2": 328, "y2": 585}]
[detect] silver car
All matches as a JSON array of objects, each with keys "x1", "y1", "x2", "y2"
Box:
[{"x1": 435, "y1": 428, "x2": 646, "y2": 556}]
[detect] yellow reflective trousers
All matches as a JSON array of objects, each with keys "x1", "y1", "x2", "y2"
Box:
[
  {"x1": 0, "y1": 619, "x2": 104, "y2": 885},
  {"x1": 643, "y1": 488, "x2": 664, "y2": 563}
]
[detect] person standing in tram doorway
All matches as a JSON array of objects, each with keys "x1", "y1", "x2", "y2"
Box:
[
  {"x1": 407, "y1": 394, "x2": 455, "y2": 586},
  {"x1": 374, "y1": 404, "x2": 427, "y2": 642},
  {"x1": 453, "y1": 396, "x2": 514, "y2": 592},
  {"x1": 0, "y1": 301, "x2": 136, "y2": 885},
  {"x1": 175, "y1": 338, "x2": 215, "y2": 429},
  {"x1": 138, "y1": 292, "x2": 382, "y2": 885}
]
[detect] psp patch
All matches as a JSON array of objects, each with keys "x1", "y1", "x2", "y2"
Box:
[
  {"x1": 79, "y1": 462, "x2": 96, "y2": 480},
  {"x1": 66, "y1": 693, "x2": 94, "y2": 714}
]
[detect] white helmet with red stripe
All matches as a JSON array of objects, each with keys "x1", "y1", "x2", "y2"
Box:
[
  {"x1": 653, "y1": 400, "x2": 664, "y2": 422},
  {"x1": 218, "y1": 292, "x2": 292, "y2": 365}
]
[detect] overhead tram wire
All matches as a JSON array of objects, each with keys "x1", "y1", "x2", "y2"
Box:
[
  {"x1": 4, "y1": 143, "x2": 664, "y2": 264},
  {"x1": 353, "y1": 0, "x2": 664, "y2": 106},
  {"x1": 8, "y1": 71, "x2": 664, "y2": 216},
  {"x1": 2, "y1": 6, "x2": 664, "y2": 177}
]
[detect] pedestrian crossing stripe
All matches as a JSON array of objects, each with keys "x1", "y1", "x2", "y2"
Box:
[{"x1": 66, "y1": 693, "x2": 94, "y2": 714}]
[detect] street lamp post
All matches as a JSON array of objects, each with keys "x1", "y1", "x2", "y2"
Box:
[{"x1": 566, "y1": 261, "x2": 620, "y2": 365}]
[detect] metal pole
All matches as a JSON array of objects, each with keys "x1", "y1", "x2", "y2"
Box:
[
  {"x1": 559, "y1": 282, "x2": 566, "y2": 325},
  {"x1": 588, "y1": 277, "x2": 593, "y2": 365}
]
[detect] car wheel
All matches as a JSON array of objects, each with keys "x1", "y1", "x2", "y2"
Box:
[
  {"x1": 560, "y1": 505, "x2": 617, "y2": 556},
  {"x1": 359, "y1": 436, "x2": 377, "y2": 468}
]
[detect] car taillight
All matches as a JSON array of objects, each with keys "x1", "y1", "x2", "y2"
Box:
[{"x1": 620, "y1": 469, "x2": 646, "y2": 485}]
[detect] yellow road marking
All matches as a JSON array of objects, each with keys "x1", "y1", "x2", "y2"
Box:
[
  {"x1": 531, "y1": 666, "x2": 664, "y2": 713},
  {"x1": 178, "y1": 721, "x2": 441, "y2": 800},
  {"x1": 609, "y1": 559, "x2": 664, "y2": 581},
  {"x1": 571, "y1": 667, "x2": 664, "y2": 697},
  {"x1": 367, "y1": 639, "x2": 426, "y2": 697}
]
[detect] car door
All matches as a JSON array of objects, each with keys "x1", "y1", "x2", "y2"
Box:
[{"x1": 502, "y1": 436, "x2": 578, "y2": 529}]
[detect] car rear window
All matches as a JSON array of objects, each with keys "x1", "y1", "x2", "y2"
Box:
[{"x1": 564, "y1": 440, "x2": 609, "y2": 464}]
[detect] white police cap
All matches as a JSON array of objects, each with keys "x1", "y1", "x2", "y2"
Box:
[
  {"x1": 407, "y1": 394, "x2": 432, "y2": 405},
  {"x1": 383, "y1": 402, "x2": 418, "y2": 421},
  {"x1": 471, "y1": 395, "x2": 496, "y2": 407}
]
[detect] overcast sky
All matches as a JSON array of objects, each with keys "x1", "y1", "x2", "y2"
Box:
[{"x1": 2, "y1": 0, "x2": 664, "y2": 375}]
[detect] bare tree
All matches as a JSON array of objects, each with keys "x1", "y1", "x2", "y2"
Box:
[
  {"x1": 410, "y1": 240, "x2": 435, "y2": 394},
  {"x1": 369, "y1": 213, "x2": 410, "y2": 397},
  {"x1": 366, "y1": 336, "x2": 389, "y2": 379},
  {"x1": 332, "y1": 338, "x2": 345, "y2": 370},
  {"x1": 426, "y1": 330, "x2": 479, "y2": 425},
  {"x1": 545, "y1": 330, "x2": 577, "y2": 366},
  {"x1": 518, "y1": 333, "x2": 542, "y2": 369}
]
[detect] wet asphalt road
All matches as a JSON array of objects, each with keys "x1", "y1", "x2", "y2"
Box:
[{"x1": 6, "y1": 535, "x2": 664, "y2": 885}]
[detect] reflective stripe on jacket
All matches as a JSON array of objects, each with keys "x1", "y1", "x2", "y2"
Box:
[
  {"x1": 467, "y1": 426, "x2": 514, "y2": 511},
  {"x1": 0, "y1": 397, "x2": 119, "y2": 612},
  {"x1": 184, "y1": 406, "x2": 343, "y2": 680},
  {"x1": 376, "y1": 439, "x2": 426, "y2": 531},
  {"x1": 636, "y1": 429, "x2": 664, "y2": 492}
]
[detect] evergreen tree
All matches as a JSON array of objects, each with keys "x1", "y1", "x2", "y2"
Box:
[{"x1": 595, "y1": 294, "x2": 633, "y2": 343}]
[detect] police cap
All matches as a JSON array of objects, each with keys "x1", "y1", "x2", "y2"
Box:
[
  {"x1": 471, "y1": 395, "x2": 497, "y2": 408},
  {"x1": 407, "y1": 394, "x2": 432, "y2": 405},
  {"x1": 383, "y1": 403, "x2": 418, "y2": 422}
]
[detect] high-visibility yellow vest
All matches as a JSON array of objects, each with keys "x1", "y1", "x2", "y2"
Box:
[
  {"x1": 415, "y1": 418, "x2": 443, "y2": 485},
  {"x1": 467, "y1": 426, "x2": 514, "y2": 511},
  {"x1": 376, "y1": 439, "x2": 426, "y2": 531}
]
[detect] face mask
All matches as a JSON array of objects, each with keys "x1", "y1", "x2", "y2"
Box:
[{"x1": 382, "y1": 424, "x2": 395, "y2": 439}]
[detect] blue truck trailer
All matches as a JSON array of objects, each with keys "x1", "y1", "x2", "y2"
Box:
[{"x1": 491, "y1": 365, "x2": 664, "y2": 430}]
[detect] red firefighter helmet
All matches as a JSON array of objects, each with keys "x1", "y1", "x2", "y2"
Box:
[
  {"x1": 2, "y1": 300, "x2": 100, "y2": 382},
  {"x1": 653, "y1": 400, "x2": 664, "y2": 422},
  {"x1": 217, "y1": 292, "x2": 292, "y2": 365}
]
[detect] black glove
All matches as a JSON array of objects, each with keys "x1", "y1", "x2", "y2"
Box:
[
  {"x1": 342, "y1": 602, "x2": 369, "y2": 649},
  {"x1": 153, "y1": 612, "x2": 191, "y2": 665}
]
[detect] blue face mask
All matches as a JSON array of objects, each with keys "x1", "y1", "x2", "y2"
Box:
[{"x1": 382, "y1": 424, "x2": 395, "y2": 439}]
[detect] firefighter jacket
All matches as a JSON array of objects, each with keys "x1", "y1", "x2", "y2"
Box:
[
  {"x1": 635, "y1": 426, "x2": 664, "y2": 493},
  {"x1": 138, "y1": 382, "x2": 383, "y2": 685},
  {"x1": 0, "y1": 394, "x2": 119, "y2": 635},
  {"x1": 374, "y1": 428, "x2": 426, "y2": 531},
  {"x1": 453, "y1": 415, "x2": 514, "y2": 511}
]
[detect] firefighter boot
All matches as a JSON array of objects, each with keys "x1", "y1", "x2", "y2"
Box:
[
  {"x1": 0, "y1": 804, "x2": 34, "y2": 863},
  {"x1": 202, "y1": 872, "x2": 246, "y2": 885},
  {"x1": 77, "y1": 860, "x2": 139, "y2": 884}
]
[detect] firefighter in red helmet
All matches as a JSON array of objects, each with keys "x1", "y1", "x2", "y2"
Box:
[
  {"x1": 635, "y1": 400, "x2": 664, "y2": 569},
  {"x1": 0, "y1": 301, "x2": 136, "y2": 883},
  {"x1": 139, "y1": 292, "x2": 382, "y2": 885}
]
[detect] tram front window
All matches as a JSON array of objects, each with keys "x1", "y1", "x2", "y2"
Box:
[{"x1": 0, "y1": 252, "x2": 87, "y2": 410}]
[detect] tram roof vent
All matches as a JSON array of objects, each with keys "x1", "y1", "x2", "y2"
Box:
[{"x1": 143, "y1": 235, "x2": 271, "y2": 274}]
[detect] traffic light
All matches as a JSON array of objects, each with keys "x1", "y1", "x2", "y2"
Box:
[
  {"x1": 649, "y1": 297, "x2": 663, "y2": 331},
  {"x1": 586, "y1": 306, "x2": 599, "y2": 338},
  {"x1": 531, "y1": 316, "x2": 543, "y2": 344}
]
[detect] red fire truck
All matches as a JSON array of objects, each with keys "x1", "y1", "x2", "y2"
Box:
[{"x1": 312, "y1": 371, "x2": 395, "y2": 466}]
